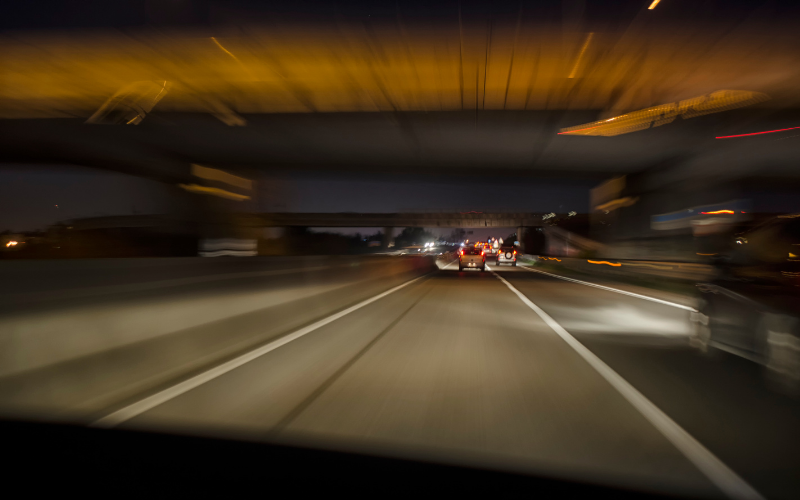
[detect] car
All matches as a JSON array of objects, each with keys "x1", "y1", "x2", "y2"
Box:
[
  {"x1": 692, "y1": 215, "x2": 800, "y2": 393},
  {"x1": 483, "y1": 243, "x2": 496, "y2": 257},
  {"x1": 458, "y1": 246, "x2": 485, "y2": 271},
  {"x1": 496, "y1": 245, "x2": 518, "y2": 266}
]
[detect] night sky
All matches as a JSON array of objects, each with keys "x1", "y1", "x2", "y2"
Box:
[{"x1": 0, "y1": 166, "x2": 592, "y2": 233}]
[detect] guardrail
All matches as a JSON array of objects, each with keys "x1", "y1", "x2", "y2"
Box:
[{"x1": 526, "y1": 255, "x2": 715, "y2": 282}]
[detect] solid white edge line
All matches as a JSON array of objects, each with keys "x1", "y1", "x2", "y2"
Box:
[
  {"x1": 91, "y1": 273, "x2": 428, "y2": 429},
  {"x1": 518, "y1": 265, "x2": 697, "y2": 312},
  {"x1": 492, "y1": 272, "x2": 763, "y2": 500}
]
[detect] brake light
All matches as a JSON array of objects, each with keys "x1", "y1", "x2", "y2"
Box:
[
  {"x1": 481, "y1": 250, "x2": 484, "y2": 256},
  {"x1": 460, "y1": 249, "x2": 464, "y2": 255},
  {"x1": 513, "y1": 250, "x2": 517, "y2": 255}
]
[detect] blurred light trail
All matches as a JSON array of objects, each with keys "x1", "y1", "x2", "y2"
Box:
[
  {"x1": 716, "y1": 126, "x2": 800, "y2": 139},
  {"x1": 557, "y1": 125, "x2": 600, "y2": 135},
  {"x1": 623, "y1": 262, "x2": 674, "y2": 270},
  {"x1": 588, "y1": 260, "x2": 622, "y2": 267},
  {"x1": 3, "y1": 22, "x2": 791, "y2": 118},
  {"x1": 210, "y1": 36, "x2": 256, "y2": 80},
  {"x1": 559, "y1": 90, "x2": 768, "y2": 136},
  {"x1": 178, "y1": 183, "x2": 251, "y2": 201},
  {"x1": 568, "y1": 33, "x2": 594, "y2": 79},
  {"x1": 648, "y1": 0, "x2": 661, "y2": 10},
  {"x1": 191, "y1": 164, "x2": 252, "y2": 190},
  {"x1": 700, "y1": 210, "x2": 735, "y2": 214}
]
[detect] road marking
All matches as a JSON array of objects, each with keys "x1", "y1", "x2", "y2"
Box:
[
  {"x1": 91, "y1": 274, "x2": 429, "y2": 428},
  {"x1": 517, "y1": 265, "x2": 696, "y2": 312},
  {"x1": 493, "y1": 272, "x2": 763, "y2": 500}
]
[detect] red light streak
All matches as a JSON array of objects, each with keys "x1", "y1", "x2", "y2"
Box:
[
  {"x1": 558, "y1": 125, "x2": 601, "y2": 135},
  {"x1": 716, "y1": 126, "x2": 800, "y2": 139}
]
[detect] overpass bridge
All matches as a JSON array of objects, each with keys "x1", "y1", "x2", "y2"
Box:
[
  {"x1": 2, "y1": 4, "x2": 799, "y2": 250},
  {"x1": 62, "y1": 212, "x2": 553, "y2": 251},
  {"x1": 1, "y1": 9, "x2": 798, "y2": 183},
  {"x1": 261, "y1": 212, "x2": 545, "y2": 229},
  {"x1": 262, "y1": 212, "x2": 549, "y2": 250}
]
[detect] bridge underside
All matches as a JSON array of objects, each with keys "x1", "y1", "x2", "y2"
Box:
[{"x1": 262, "y1": 213, "x2": 544, "y2": 229}]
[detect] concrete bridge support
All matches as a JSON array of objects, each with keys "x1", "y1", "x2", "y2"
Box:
[
  {"x1": 382, "y1": 227, "x2": 395, "y2": 249},
  {"x1": 177, "y1": 164, "x2": 260, "y2": 256}
]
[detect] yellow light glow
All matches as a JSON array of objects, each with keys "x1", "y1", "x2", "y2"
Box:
[
  {"x1": 211, "y1": 37, "x2": 241, "y2": 63},
  {"x1": 588, "y1": 260, "x2": 621, "y2": 267},
  {"x1": 623, "y1": 262, "x2": 673, "y2": 270},
  {"x1": 210, "y1": 37, "x2": 256, "y2": 80},
  {"x1": 648, "y1": 0, "x2": 661, "y2": 9},
  {"x1": 559, "y1": 90, "x2": 769, "y2": 137},
  {"x1": 0, "y1": 27, "x2": 789, "y2": 118},
  {"x1": 191, "y1": 164, "x2": 252, "y2": 190},
  {"x1": 6, "y1": 241, "x2": 18, "y2": 247},
  {"x1": 178, "y1": 183, "x2": 251, "y2": 201},
  {"x1": 568, "y1": 32, "x2": 594, "y2": 79},
  {"x1": 594, "y1": 196, "x2": 639, "y2": 212}
]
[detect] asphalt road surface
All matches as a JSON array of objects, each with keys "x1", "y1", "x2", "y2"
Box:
[{"x1": 68, "y1": 260, "x2": 799, "y2": 499}]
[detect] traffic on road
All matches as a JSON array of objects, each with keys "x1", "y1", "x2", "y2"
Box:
[{"x1": 1, "y1": 253, "x2": 796, "y2": 498}]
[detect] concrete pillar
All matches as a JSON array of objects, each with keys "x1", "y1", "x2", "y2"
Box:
[
  {"x1": 382, "y1": 226, "x2": 395, "y2": 249},
  {"x1": 180, "y1": 164, "x2": 259, "y2": 256},
  {"x1": 517, "y1": 226, "x2": 526, "y2": 254}
]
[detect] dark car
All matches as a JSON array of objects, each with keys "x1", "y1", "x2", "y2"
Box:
[{"x1": 692, "y1": 215, "x2": 800, "y2": 393}]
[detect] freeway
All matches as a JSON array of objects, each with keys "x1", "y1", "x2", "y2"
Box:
[{"x1": 1, "y1": 258, "x2": 798, "y2": 498}]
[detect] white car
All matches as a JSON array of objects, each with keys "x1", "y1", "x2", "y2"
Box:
[
  {"x1": 458, "y1": 247, "x2": 486, "y2": 271},
  {"x1": 495, "y1": 246, "x2": 517, "y2": 266}
]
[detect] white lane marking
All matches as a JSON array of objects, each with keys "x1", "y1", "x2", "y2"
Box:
[
  {"x1": 517, "y1": 265, "x2": 696, "y2": 312},
  {"x1": 492, "y1": 272, "x2": 763, "y2": 500},
  {"x1": 91, "y1": 274, "x2": 429, "y2": 428}
]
